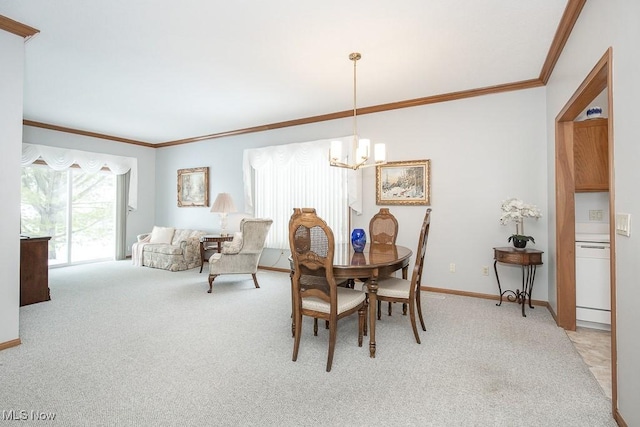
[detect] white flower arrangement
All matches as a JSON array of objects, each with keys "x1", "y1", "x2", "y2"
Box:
[
  {"x1": 499, "y1": 198, "x2": 542, "y2": 225},
  {"x1": 500, "y1": 198, "x2": 542, "y2": 245}
]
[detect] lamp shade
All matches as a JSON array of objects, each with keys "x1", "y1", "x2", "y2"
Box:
[{"x1": 210, "y1": 193, "x2": 237, "y2": 214}]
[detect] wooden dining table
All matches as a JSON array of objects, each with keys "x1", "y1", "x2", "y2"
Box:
[{"x1": 291, "y1": 243, "x2": 413, "y2": 358}]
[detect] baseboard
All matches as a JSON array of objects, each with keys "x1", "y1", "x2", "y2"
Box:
[
  {"x1": 0, "y1": 338, "x2": 21, "y2": 351},
  {"x1": 258, "y1": 265, "x2": 289, "y2": 273},
  {"x1": 422, "y1": 286, "x2": 548, "y2": 308},
  {"x1": 614, "y1": 408, "x2": 628, "y2": 427}
]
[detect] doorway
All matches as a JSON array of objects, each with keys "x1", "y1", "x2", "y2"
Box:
[{"x1": 554, "y1": 47, "x2": 617, "y2": 409}]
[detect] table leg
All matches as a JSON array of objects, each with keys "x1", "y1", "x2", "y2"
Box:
[
  {"x1": 367, "y1": 275, "x2": 379, "y2": 358},
  {"x1": 494, "y1": 260, "x2": 504, "y2": 306},
  {"x1": 199, "y1": 241, "x2": 205, "y2": 273},
  {"x1": 526, "y1": 265, "x2": 537, "y2": 310}
]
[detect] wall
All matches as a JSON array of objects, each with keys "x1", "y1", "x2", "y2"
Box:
[
  {"x1": 545, "y1": 1, "x2": 640, "y2": 424},
  {"x1": 0, "y1": 30, "x2": 24, "y2": 346},
  {"x1": 156, "y1": 87, "x2": 548, "y2": 300},
  {"x1": 21, "y1": 127, "x2": 157, "y2": 256}
]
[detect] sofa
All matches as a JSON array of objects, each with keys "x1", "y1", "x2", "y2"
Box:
[{"x1": 133, "y1": 226, "x2": 206, "y2": 271}]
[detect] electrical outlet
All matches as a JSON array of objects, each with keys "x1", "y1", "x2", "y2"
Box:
[
  {"x1": 449, "y1": 263, "x2": 456, "y2": 273},
  {"x1": 589, "y1": 210, "x2": 603, "y2": 221},
  {"x1": 481, "y1": 266, "x2": 489, "y2": 276}
]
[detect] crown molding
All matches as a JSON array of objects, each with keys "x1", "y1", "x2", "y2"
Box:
[
  {"x1": 158, "y1": 78, "x2": 544, "y2": 147},
  {"x1": 0, "y1": 15, "x2": 39, "y2": 39},
  {"x1": 23, "y1": 120, "x2": 155, "y2": 148},
  {"x1": 539, "y1": 0, "x2": 586, "y2": 84}
]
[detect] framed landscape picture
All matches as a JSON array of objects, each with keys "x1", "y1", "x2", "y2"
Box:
[
  {"x1": 177, "y1": 167, "x2": 209, "y2": 207},
  {"x1": 376, "y1": 160, "x2": 430, "y2": 205}
]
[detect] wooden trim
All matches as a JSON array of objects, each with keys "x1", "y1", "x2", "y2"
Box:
[
  {"x1": 0, "y1": 15, "x2": 39, "y2": 39},
  {"x1": 557, "y1": 50, "x2": 610, "y2": 122},
  {"x1": 157, "y1": 79, "x2": 544, "y2": 147},
  {"x1": 423, "y1": 286, "x2": 548, "y2": 308},
  {"x1": 23, "y1": 120, "x2": 156, "y2": 148},
  {"x1": 554, "y1": 47, "x2": 616, "y2": 416},
  {"x1": 605, "y1": 48, "x2": 618, "y2": 418},
  {"x1": 539, "y1": 0, "x2": 586, "y2": 84},
  {"x1": 614, "y1": 409, "x2": 629, "y2": 427},
  {"x1": 555, "y1": 120, "x2": 576, "y2": 330},
  {"x1": 0, "y1": 338, "x2": 21, "y2": 351},
  {"x1": 258, "y1": 265, "x2": 289, "y2": 274}
]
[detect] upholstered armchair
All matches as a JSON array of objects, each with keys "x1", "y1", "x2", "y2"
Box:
[{"x1": 207, "y1": 218, "x2": 273, "y2": 293}]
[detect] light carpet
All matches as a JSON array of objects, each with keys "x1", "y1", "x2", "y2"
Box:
[{"x1": 0, "y1": 261, "x2": 615, "y2": 426}]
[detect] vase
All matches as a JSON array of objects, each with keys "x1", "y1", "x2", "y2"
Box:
[
  {"x1": 512, "y1": 237, "x2": 527, "y2": 249},
  {"x1": 351, "y1": 228, "x2": 366, "y2": 253}
]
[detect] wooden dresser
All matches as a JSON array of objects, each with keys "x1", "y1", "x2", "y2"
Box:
[{"x1": 20, "y1": 236, "x2": 51, "y2": 306}]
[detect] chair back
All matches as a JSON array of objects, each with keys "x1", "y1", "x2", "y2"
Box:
[
  {"x1": 239, "y1": 218, "x2": 273, "y2": 253},
  {"x1": 289, "y1": 208, "x2": 338, "y2": 309},
  {"x1": 369, "y1": 208, "x2": 399, "y2": 245},
  {"x1": 409, "y1": 208, "x2": 432, "y2": 297}
]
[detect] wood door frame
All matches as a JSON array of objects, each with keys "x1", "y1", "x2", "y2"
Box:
[{"x1": 554, "y1": 47, "x2": 617, "y2": 410}]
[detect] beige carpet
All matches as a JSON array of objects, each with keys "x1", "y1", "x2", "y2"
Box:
[{"x1": 0, "y1": 260, "x2": 616, "y2": 426}]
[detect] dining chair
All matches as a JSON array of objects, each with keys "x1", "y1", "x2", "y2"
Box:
[
  {"x1": 367, "y1": 208, "x2": 431, "y2": 344},
  {"x1": 369, "y1": 208, "x2": 399, "y2": 245},
  {"x1": 289, "y1": 208, "x2": 367, "y2": 372},
  {"x1": 369, "y1": 208, "x2": 406, "y2": 317}
]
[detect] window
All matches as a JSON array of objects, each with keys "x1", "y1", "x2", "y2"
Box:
[
  {"x1": 21, "y1": 164, "x2": 116, "y2": 265},
  {"x1": 244, "y1": 137, "x2": 362, "y2": 250}
]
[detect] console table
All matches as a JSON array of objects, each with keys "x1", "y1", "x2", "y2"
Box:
[
  {"x1": 199, "y1": 234, "x2": 234, "y2": 273},
  {"x1": 20, "y1": 236, "x2": 51, "y2": 306},
  {"x1": 493, "y1": 247, "x2": 543, "y2": 317}
]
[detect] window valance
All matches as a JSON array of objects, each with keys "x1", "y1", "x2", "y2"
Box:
[{"x1": 21, "y1": 143, "x2": 139, "y2": 210}]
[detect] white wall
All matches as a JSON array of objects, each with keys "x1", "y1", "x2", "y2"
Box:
[
  {"x1": 156, "y1": 87, "x2": 548, "y2": 300},
  {"x1": 0, "y1": 30, "x2": 24, "y2": 345},
  {"x1": 546, "y1": 1, "x2": 640, "y2": 424},
  {"x1": 21, "y1": 127, "x2": 157, "y2": 256}
]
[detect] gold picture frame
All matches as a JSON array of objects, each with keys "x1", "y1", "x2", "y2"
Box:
[
  {"x1": 177, "y1": 167, "x2": 209, "y2": 207},
  {"x1": 376, "y1": 160, "x2": 430, "y2": 205}
]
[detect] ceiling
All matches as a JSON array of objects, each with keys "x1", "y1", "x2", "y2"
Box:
[{"x1": 1, "y1": 1, "x2": 569, "y2": 145}]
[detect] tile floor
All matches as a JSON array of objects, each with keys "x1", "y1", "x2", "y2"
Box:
[{"x1": 566, "y1": 327, "x2": 612, "y2": 399}]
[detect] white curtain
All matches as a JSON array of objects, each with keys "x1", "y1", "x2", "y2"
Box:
[
  {"x1": 243, "y1": 137, "x2": 362, "y2": 250},
  {"x1": 21, "y1": 143, "x2": 138, "y2": 210}
]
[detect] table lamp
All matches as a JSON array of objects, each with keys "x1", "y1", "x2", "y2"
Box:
[{"x1": 210, "y1": 193, "x2": 237, "y2": 236}]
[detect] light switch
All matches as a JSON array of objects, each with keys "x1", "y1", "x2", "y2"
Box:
[
  {"x1": 616, "y1": 213, "x2": 631, "y2": 237},
  {"x1": 589, "y1": 210, "x2": 604, "y2": 221}
]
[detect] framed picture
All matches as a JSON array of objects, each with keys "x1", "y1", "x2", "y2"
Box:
[
  {"x1": 376, "y1": 160, "x2": 430, "y2": 205},
  {"x1": 177, "y1": 167, "x2": 209, "y2": 207}
]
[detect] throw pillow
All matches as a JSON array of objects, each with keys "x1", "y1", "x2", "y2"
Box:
[
  {"x1": 149, "y1": 226, "x2": 175, "y2": 244},
  {"x1": 222, "y1": 232, "x2": 243, "y2": 254}
]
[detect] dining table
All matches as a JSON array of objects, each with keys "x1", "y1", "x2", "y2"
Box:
[{"x1": 291, "y1": 242, "x2": 413, "y2": 358}]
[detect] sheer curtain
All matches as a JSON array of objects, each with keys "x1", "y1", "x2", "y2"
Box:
[
  {"x1": 22, "y1": 143, "x2": 138, "y2": 260},
  {"x1": 243, "y1": 137, "x2": 362, "y2": 250}
]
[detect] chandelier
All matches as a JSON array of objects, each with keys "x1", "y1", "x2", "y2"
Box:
[{"x1": 329, "y1": 52, "x2": 386, "y2": 170}]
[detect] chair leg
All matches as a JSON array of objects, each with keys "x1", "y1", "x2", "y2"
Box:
[
  {"x1": 388, "y1": 301, "x2": 392, "y2": 316},
  {"x1": 403, "y1": 303, "x2": 408, "y2": 315},
  {"x1": 207, "y1": 275, "x2": 217, "y2": 293},
  {"x1": 314, "y1": 318, "x2": 318, "y2": 336},
  {"x1": 363, "y1": 298, "x2": 368, "y2": 336},
  {"x1": 292, "y1": 310, "x2": 302, "y2": 362},
  {"x1": 358, "y1": 306, "x2": 365, "y2": 347},
  {"x1": 408, "y1": 300, "x2": 421, "y2": 344},
  {"x1": 377, "y1": 299, "x2": 382, "y2": 320},
  {"x1": 326, "y1": 319, "x2": 337, "y2": 372},
  {"x1": 251, "y1": 273, "x2": 260, "y2": 288},
  {"x1": 416, "y1": 290, "x2": 426, "y2": 331}
]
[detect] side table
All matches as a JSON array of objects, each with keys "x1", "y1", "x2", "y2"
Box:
[
  {"x1": 493, "y1": 247, "x2": 544, "y2": 317},
  {"x1": 200, "y1": 235, "x2": 234, "y2": 273}
]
